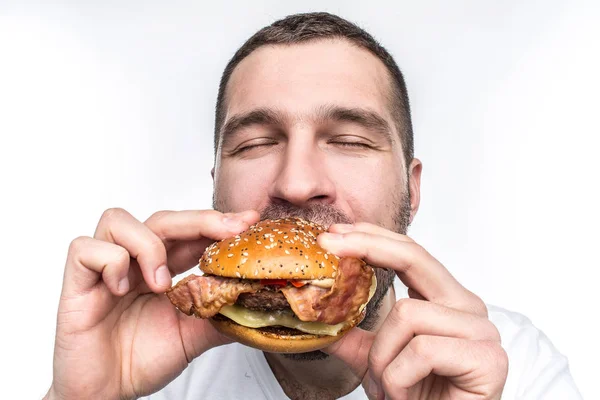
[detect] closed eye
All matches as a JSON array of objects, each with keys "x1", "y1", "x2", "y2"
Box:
[
  {"x1": 328, "y1": 138, "x2": 376, "y2": 150},
  {"x1": 331, "y1": 141, "x2": 373, "y2": 148},
  {"x1": 231, "y1": 139, "x2": 278, "y2": 155}
]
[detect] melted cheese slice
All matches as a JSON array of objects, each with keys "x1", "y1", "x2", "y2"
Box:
[{"x1": 218, "y1": 275, "x2": 377, "y2": 336}]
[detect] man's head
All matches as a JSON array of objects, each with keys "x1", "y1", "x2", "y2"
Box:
[{"x1": 211, "y1": 12, "x2": 422, "y2": 356}]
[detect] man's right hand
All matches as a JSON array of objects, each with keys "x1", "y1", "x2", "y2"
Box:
[{"x1": 45, "y1": 208, "x2": 259, "y2": 400}]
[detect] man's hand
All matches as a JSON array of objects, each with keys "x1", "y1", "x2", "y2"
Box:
[
  {"x1": 46, "y1": 208, "x2": 259, "y2": 400},
  {"x1": 318, "y1": 223, "x2": 508, "y2": 400}
]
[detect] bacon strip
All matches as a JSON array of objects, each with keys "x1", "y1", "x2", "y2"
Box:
[
  {"x1": 281, "y1": 258, "x2": 373, "y2": 324},
  {"x1": 166, "y1": 275, "x2": 261, "y2": 318}
]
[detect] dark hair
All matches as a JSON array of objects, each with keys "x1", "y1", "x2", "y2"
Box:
[{"x1": 214, "y1": 12, "x2": 414, "y2": 167}]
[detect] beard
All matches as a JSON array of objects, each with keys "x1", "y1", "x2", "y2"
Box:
[{"x1": 213, "y1": 193, "x2": 412, "y2": 361}]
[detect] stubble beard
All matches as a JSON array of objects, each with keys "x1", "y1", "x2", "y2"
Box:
[{"x1": 212, "y1": 192, "x2": 412, "y2": 362}]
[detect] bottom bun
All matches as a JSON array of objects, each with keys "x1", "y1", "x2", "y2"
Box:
[{"x1": 209, "y1": 310, "x2": 365, "y2": 353}]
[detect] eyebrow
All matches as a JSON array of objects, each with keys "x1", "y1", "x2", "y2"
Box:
[
  {"x1": 220, "y1": 108, "x2": 285, "y2": 148},
  {"x1": 317, "y1": 105, "x2": 394, "y2": 145},
  {"x1": 219, "y1": 105, "x2": 394, "y2": 148}
]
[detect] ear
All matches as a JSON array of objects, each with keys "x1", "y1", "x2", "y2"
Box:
[
  {"x1": 408, "y1": 158, "x2": 422, "y2": 224},
  {"x1": 211, "y1": 167, "x2": 215, "y2": 180}
]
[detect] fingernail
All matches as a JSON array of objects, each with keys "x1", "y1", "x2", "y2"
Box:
[
  {"x1": 322, "y1": 232, "x2": 344, "y2": 241},
  {"x1": 118, "y1": 276, "x2": 129, "y2": 294},
  {"x1": 334, "y1": 224, "x2": 354, "y2": 233},
  {"x1": 155, "y1": 265, "x2": 172, "y2": 287}
]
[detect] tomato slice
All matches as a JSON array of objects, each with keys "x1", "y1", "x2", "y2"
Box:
[
  {"x1": 260, "y1": 279, "x2": 288, "y2": 287},
  {"x1": 259, "y1": 279, "x2": 306, "y2": 288}
]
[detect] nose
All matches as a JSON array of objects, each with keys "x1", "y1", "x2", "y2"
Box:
[{"x1": 269, "y1": 136, "x2": 336, "y2": 207}]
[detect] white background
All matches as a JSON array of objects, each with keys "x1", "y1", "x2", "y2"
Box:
[{"x1": 1, "y1": 1, "x2": 598, "y2": 398}]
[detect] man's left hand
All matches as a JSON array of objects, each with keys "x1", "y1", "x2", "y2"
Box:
[{"x1": 317, "y1": 223, "x2": 509, "y2": 400}]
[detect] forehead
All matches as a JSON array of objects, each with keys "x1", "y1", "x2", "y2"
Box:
[{"x1": 224, "y1": 39, "x2": 395, "y2": 125}]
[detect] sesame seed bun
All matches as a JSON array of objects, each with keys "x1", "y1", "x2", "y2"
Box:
[
  {"x1": 194, "y1": 217, "x2": 372, "y2": 353},
  {"x1": 200, "y1": 218, "x2": 340, "y2": 280},
  {"x1": 209, "y1": 308, "x2": 366, "y2": 353}
]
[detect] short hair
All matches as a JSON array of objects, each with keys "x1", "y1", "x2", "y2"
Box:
[{"x1": 214, "y1": 12, "x2": 414, "y2": 168}]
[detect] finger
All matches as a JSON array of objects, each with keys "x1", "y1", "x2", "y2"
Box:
[
  {"x1": 94, "y1": 208, "x2": 170, "y2": 293},
  {"x1": 369, "y1": 299, "x2": 501, "y2": 384},
  {"x1": 381, "y1": 336, "x2": 508, "y2": 399},
  {"x1": 323, "y1": 328, "x2": 375, "y2": 378},
  {"x1": 145, "y1": 209, "x2": 260, "y2": 249},
  {"x1": 144, "y1": 210, "x2": 260, "y2": 274},
  {"x1": 63, "y1": 236, "x2": 131, "y2": 296},
  {"x1": 318, "y1": 232, "x2": 482, "y2": 313},
  {"x1": 329, "y1": 222, "x2": 414, "y2": 244}
]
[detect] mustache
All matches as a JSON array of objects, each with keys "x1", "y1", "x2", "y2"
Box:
[{"x1": 259, "y1": 203, "x2": 352, "y2": 228}]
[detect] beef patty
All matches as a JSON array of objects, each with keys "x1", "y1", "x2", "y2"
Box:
[{"x1": 236, "y1": 289, "x2": 290, "y2": 311}]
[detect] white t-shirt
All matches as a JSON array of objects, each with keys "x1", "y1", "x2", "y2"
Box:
[{"x1": 145, "y1": 280, "x2": 581, "y2": 399}]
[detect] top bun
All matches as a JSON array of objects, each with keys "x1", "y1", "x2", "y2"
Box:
[{"x1": 200, "y1": 218, "x2": 341, "y2": 280}]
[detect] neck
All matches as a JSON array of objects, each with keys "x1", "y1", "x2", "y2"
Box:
[{"x1": 264, "y1": 286, "x2": 397, "y2": 400}]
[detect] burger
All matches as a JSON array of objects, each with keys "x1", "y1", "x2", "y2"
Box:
[{"x1": 166, "y1": 217, "x2": 376, "y2": 353}]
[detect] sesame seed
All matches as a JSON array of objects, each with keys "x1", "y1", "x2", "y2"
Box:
[
  {"x1": 305, "y1": 255, "x2": 309, "y2": 259},
  {"x1": 228, "y1": 254, "x2": 233, "y2": 258},
  {"x1": 257, "y1": 241, "x2": 262, "y2": 244},
  {"x1": 242, "y1": 252, "x2": 248, "y2": 256},
  {"x1": 324, "y1": 254, "x2": 328, "y2": 260},
  {"x1": 285, "y1": 250, "x2": 290, "y2": 254},
  {"x1": 235, "y1": 272, "x2": 241, "y2": 278}
]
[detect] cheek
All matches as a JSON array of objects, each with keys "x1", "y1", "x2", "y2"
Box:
[
  {"x1": 328, "y1": 156, "x2": 404, "y2": 227},
  {"x1": 214, "y1": 159, "x2": 276, "y2": 212}
]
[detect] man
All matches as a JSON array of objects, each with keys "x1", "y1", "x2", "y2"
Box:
[{"x1": 44, "y1": 12, "x2": 580, "y2": 400}]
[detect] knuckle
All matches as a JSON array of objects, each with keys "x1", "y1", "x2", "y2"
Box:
[
  {"x1": 68, "y1": 236, "x2": 91, "y2": 255},
  {"x1": 381, "y1": 366, "x2": 399, "y2": 396},
  {"x1": 403, "y1": 234, "x2": 416, "y2": 243},
  {"x1": 389, "y1": 298, "x2": 415, "y2": 325},
  {"x1": 146, "y1": 210, "x2": 171, "y2": 225},
  {"x1": 367, "y1": 347, "x2": 386, "y2": 373},
  {"x1": 146, "y1": 235, "x2": 166, "y2": 255},
  {"x1": 408, "y1": 335, "x2": 430, "y2": 359},
  {"x1": 471, "y1": 297, "x2": 488, "y2": 316},
  {"x1": 112, "y1": 246, "x2": 131, "y2": 267},
  {"x1": 485, "y1": 321, "x2": 502, "y2": 342},
  {"x1": 479, "y1": 340, "x2": 508, "y2": 369},
  {"x1": 497, "y1": 346, "x2": 510, "y2": 376},
  {"x1": 101, "y1": 207, "x2": 127, "y2": 222}
]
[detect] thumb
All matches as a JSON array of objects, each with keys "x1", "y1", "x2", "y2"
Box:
[{"x1": 323, "y1": 327, "x2": 375, "y2": 378}]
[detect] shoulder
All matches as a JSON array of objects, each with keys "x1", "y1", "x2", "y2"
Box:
[{"x1": 486, "y1": 304, "x2": 582, "y2": 399}]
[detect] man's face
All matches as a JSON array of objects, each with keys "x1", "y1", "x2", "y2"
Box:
[
  {"x1": 213, "y1": 39, "x2": 409, "y2": 232},
  {"x1": 212, "y1": 40, "x2": 418, "y2": 350}
]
